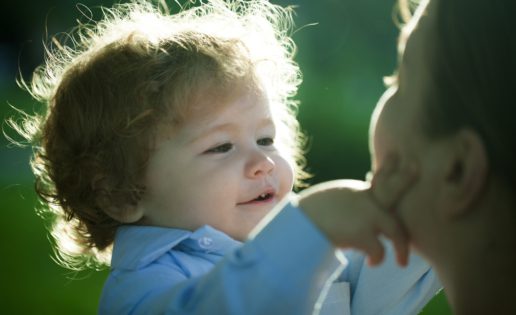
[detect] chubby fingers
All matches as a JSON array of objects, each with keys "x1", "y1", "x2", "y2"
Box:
[
  {"x1": 369, "y1": 155, "x2": 418, "y2": 211},
  {"x1": 369, "y1": 198, "x2": 409, "y2": 266},
  {"x1": 355, "y1": 233, "x2": 385, "y2": 266},
  {"x1": 346, "y1": 199, "x2": 408, "y2": 266},
  {"x1": 367, "y1": 155, "x2": 417, "y2": 265},
  {"x1": 339, "y1": 189, "x2": 409, "y2": 266}
]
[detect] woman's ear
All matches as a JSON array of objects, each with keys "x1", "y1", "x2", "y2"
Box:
[{"x1": 439, "y1": 129, "x2": 488, "y2": 219}]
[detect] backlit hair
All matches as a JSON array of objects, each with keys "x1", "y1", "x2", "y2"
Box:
[{"x1": 9, "y1": 0, "x2": 306, "y2": 269}]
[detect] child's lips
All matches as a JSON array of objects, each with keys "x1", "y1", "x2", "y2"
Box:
[{"x1": 238, "y1": 190, "x2": 276, "y2": 205}]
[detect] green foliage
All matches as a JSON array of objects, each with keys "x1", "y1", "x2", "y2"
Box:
[{"x1": 0, "y1": 182, "x2": 108, "y2": 314}]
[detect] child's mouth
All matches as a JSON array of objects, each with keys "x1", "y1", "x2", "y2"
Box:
[
  {"x1": 239, "y1": 191, "x2": 275, "y2": 205},
  {"x1": 253, "y1": 192, "x2": 274, "y2": 202}
]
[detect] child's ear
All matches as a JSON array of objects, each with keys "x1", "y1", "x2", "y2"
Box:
[
  {"x1": 96, "y1": 194, "x2": 144, "y2": 223},
  {"x1": 438, "y1": 129, "x2": 488, "y2": 219},
  {"x1": 104, "y1": 204, "x2": 144, "y2": 223}
]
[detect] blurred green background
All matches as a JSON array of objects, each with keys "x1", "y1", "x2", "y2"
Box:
[{"x1": 0, "y1": 0, "x2": 452, "y2": 313}]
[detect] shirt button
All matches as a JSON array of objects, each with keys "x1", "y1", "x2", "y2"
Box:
[{"x1": 198, "y1": 237, "x2": 213, "y2": 249}]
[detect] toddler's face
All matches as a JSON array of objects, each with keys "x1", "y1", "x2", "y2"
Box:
[{"x1": 138, "y1": 88, "x2": 294, "y2": 241}]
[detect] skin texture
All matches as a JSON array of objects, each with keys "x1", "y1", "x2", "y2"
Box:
[
  {"x1": 133, "y1": 87, "x2": 294, "y2": 241},
  {"x1": 298, "y1": 155, "x2": 415, "y2": 267},
  {"x1": 368, "y1": 1, "x2": 516, "y2": 313}
]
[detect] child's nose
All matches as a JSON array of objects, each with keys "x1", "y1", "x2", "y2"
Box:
[{"x1": 245, "y1": 150, "x2": 275, "y2": 178}]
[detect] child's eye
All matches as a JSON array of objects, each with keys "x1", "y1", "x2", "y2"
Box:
[
  {"x1": 204, "y1": 143, "x2": 234, "y2": 154},
  {"x1": 257, "y1": 137, "x2": 274, "y2": 146}
]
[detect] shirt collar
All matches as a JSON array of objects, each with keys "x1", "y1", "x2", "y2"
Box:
[{"x1": 111, "y1": 225, "x2": 242, "y2": 270}]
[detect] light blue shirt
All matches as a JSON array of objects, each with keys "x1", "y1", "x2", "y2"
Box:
[{"x1": 99, "y1": 200, "x2": 440, "y2": 315}]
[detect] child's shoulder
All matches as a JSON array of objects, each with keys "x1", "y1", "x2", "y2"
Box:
[{"x1": 111, "y1": 224, "x2": 239, "y2": 272}]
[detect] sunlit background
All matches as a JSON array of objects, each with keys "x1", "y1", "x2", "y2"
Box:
[{"x1": 0, "y1": 0, "x2": 452, "y2": 313}]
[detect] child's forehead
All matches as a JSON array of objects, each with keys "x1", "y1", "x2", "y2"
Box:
[
  {"x1": 183, "y1": 80, "x2": 269, "y2": 117},
  {"x1": 157, "y1": 82, "x2": 271, "y2": 136}
]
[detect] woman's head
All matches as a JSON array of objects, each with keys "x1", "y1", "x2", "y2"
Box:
[
  {"x1": 373, "y1": 2, "x2": 516, "y2": 309},
  {"x1": 370, "y1": 0, "x2": 516, "y2": 256},
  {"x1": 13, "y1": 0, "x2": 305, "y2": 269}
]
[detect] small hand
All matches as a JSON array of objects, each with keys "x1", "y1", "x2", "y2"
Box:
[
  {"x1": 298, "y1": 156, "x2": 417, "y2": 267},
  {"x1": 367, "y1": 155, "x2": 418, "y2": 265}
]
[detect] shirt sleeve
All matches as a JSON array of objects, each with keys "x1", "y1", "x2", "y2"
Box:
[
  {"x1": 99, "y1": 196, "x2": 347, "y2": 315},
  {"x1": 338, "y1": 240, "x2": 442, "y2": 315}
]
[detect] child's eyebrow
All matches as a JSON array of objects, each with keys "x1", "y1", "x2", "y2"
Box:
[
  {"x1": 187, "y1": 123, "x2": 235, "y2": 144},
  {"x1": 188, "y1": 118, "x2": 275, "y2": 144}
]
